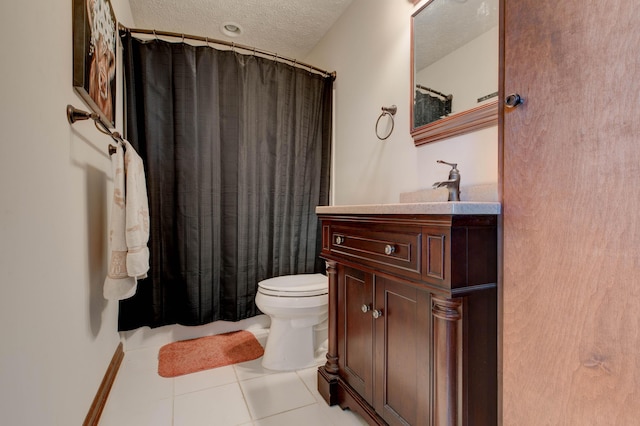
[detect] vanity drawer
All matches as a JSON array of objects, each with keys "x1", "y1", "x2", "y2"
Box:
[{"x1": 328, "y1": 223, "x2": 422, "y2": 280}]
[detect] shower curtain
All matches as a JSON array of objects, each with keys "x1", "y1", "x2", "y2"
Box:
[
  {"x1": 414, "y1": 90, "x2": 452, "y2": 127},
  {"x1": 118, "y1": 33, "x2": 332, "y2": 330}
]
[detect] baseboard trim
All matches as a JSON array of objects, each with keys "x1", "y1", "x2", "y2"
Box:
[{"x1": 83, "y1": 342, "x2": 124, "y2": 426}]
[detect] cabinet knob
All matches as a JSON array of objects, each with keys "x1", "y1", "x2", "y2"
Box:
[
  {"x1": 372, "y1": 309, "x2": 383, "y2": 319},
  {"x1": 361, "y1": 304, "x2": 371, "y2": 313},
  {"x1": 384, "y1": 244, "x2": 396, "y2": 255},
  {"x1": 335, "y1": 235, "x2": 344, "y2": 245},
  {"x1": 505, "y1": 93, "x2": 524, "y2": 108}
]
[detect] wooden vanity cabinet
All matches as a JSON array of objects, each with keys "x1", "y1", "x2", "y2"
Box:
[{"x1": 317, "y1": 214, "x2": 497, "y2": 426}]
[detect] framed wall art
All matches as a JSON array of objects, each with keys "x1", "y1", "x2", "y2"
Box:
[{"x1": 72, "y1": 0, "x2": 117, "y2": 127}]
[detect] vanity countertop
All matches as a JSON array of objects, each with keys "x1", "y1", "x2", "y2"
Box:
[{"x1": 316, "y1": 201, "x2": 501, "y2": 216}]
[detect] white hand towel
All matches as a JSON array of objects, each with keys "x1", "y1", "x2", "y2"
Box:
[
  {"x1": 104, "y1": 144, "x2": 137, "y2": 300},
  {"x1": 123, "y1": 140, "x2": 150, "y2": 280}
]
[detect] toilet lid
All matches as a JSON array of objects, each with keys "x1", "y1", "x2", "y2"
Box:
[{"x1": 258, "y1": 273, "x2": 328, "y2": 297}]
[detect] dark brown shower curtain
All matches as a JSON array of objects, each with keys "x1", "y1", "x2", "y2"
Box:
[{"x1": 118, "y1": 33, "x2": 332, "y2": 331}]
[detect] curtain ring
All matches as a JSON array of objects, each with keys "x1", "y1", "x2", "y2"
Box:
[
  {"x1": 231, "y1": 42, "x2": 235, "y2": 53},
  {"x1": 153, "y1": 29, "x2": 158, "y2": 40},
  {"x1": 181, "y1": 33, "x2": 185, "y2": 43},
  {"x1": 375, "y1": 105, "x2": 397, "y2": 140},
  {"x1": 205, "y1": 37, "x2": 209, "y2": 47}
]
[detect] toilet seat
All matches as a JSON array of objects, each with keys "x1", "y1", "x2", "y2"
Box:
[{"x1": 258, "y1": 273, "x2": 327, "y2": 297}]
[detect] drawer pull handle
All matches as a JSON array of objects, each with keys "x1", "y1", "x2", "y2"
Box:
[
  {"x1": 361, "y1": 304, "x2": 371, "y2": 313},
  {"x1": 384, "y1": 244, "x2": 396, "y2": 255},
  {"x1": 372, "y1": 309, "x2": 383, "y2": 319},
  {"x1": 335, "y1": 235, "x2": 344, "y2": 245}
]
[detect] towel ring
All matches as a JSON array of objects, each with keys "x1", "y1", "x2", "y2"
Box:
[{"x1": 375, "y1": 105, "x2": 397, "y2": 140}]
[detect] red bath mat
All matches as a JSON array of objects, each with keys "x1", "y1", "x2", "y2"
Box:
[{"x1": 158, "y1": 330, "x2": 264, "y2": 378}]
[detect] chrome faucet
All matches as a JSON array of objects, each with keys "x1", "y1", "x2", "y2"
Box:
[{"x1": 432, "y1": 160, "x2": 461, "y2": 201}]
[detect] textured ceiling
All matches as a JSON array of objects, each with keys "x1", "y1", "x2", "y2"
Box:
[{"x1": 128, "y1": 0, "x2": 354, "y2": 59}]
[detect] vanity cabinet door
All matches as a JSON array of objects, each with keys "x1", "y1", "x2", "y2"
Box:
[
  {"x1": 373, "y1": 276, "x2": 431, "y2": 426},
  {"x1": 338, "y1": 265, "x2": 374, "y2": 404}
]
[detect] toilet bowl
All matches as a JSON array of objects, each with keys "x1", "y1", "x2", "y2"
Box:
[{"x1": 255, "y1": 273, "x2": 328, "y2": 371}]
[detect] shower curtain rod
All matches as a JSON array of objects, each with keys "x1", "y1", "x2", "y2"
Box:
[
  {"x1": 415, "y1": 84, "x2": 452, "y2": 99},
  {"x1": 66, "y1": 104, "x2": 122, "y2": 155},
  {"x1": 118, "y1": 25, "x2": 337, "y2": 80}
]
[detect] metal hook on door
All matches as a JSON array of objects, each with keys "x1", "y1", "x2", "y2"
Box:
[{"x1": 505, "y1": 93, "x2": 524, "y2": 108}]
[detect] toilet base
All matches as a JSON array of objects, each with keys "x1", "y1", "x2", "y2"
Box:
[{"x1": 262, "y1": 317, "x2": 318, "y2": 371}]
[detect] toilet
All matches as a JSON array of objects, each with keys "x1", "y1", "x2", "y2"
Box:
[{"x1": 255, "y1": 273, "x2": 328, "y2": 371}]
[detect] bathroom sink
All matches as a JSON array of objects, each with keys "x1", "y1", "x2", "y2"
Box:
[
  {"x1": 316, "y1": 184, "x2": 500, "y2": 215},
  {"x1": 315, "y1": 201, "x2": 500, "y2": 215},
  {"x1": 399, "y1": 183, "x2": 498, "y2": 203}
]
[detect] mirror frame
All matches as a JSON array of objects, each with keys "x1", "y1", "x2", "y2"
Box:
[{"x1": 410, "y1": 1, "x2": 498, "y2": 146}]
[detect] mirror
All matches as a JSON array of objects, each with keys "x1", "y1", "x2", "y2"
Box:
[{"x1": 411, "y1": 0, "x2": 499, "y2": 145}]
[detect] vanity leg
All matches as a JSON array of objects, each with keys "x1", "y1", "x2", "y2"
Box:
[
  {"x1": 432, "y1": 296, "x2": 462, "y2": 426},
  {"x1": 318, "y1": 260, "x2": 339, "y2": 405}
]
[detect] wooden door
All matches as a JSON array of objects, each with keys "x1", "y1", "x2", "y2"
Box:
[
  {"x1": 502, "y1": 1, "x2": 640, "y2": 424},
  {"x1": 338, "y1": 265, "x2": 374, "y2": 404},
  {"x1": 373, "y1": 276, "x2": 431, "y2": 426}
]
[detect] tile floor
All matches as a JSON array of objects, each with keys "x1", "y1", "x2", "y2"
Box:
[{"x1": 99, "y1": 343, "x2": 368, "y2": 426}]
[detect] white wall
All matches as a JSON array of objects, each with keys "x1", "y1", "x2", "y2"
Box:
[
  {"x1": 305, "y1": 0, "x2": 498, "y2": 205},
  {"x1": 0, "y1": 1, "x2": 134, "y2": 424}
]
